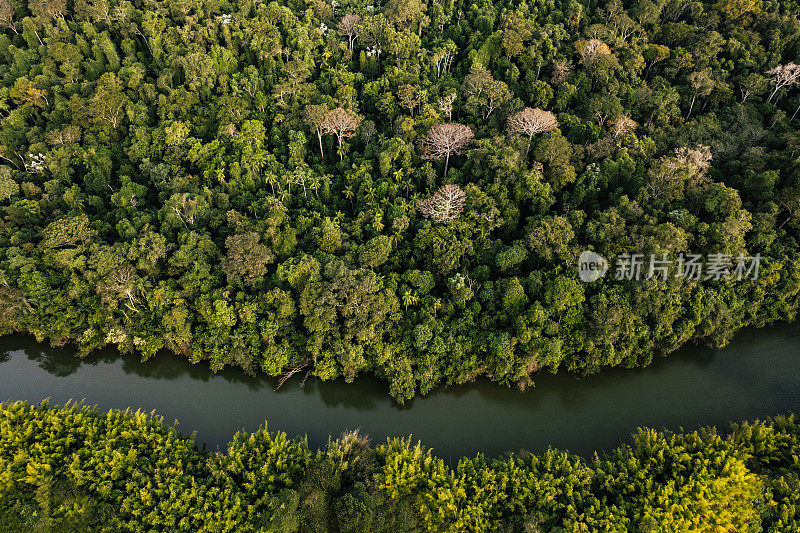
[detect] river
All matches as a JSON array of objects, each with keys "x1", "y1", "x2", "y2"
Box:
[{"x1": 1, "y1": 323, "x2": 799, "y2": 459}]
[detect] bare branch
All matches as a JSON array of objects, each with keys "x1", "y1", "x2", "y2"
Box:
[
  {"x1": 506, "y1": 107, "x2": 558, "y2": 155},
  {"x1": 338, "y1": 14, "x2": 361, "y2": 51},
  {"x1": 322, "y1": 107, "x2": 362, "y2": 160},
  {"x1": 417, "y1": 184, "x2": 466, "y2": 223},
  {"x1": 766, "y1": 62, "x2": 800, "y2": 103},
  {"x1": 420, "y1": 123, "x2": 474, "y2": 177}
]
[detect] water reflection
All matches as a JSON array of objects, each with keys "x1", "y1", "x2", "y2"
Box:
[
  {"x1": 24, "y1": 344, "x2": 85, "y2": 377},
  {"x1": 1, "y1": 323, "x2": 798, "y2": 458}
]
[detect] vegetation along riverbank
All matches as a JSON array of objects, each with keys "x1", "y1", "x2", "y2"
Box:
[
  {"x1": 1, "y1": 0, "x2": 800, "y2": 400},
  {"x1": 1, "y1": 401, "x2": 799, "y2": 531}
]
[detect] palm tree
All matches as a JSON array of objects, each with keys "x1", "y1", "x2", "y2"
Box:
[
  {"x1": 373, "y1": 213, "x2": 384, "y2": 233},
  {"x1": 402, "y1": 178, "x2": 415, "y2": 196},
  {"x1": 403, "y1": 289, "x2": 419, "y2": 311},
  {"x1": 309, "y1": 174, "x2": 321, "y2": 198},
  {"x1": 265, "y1": 173, "x2": 278, "y2": 196},
  {"x1": 343, "y1": 184, "x2": 355, "y2": 209},
  {"x1": 365, "y1": 185, "x2": 377, "y2": 204}
]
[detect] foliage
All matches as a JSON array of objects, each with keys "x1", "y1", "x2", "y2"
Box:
[
  {"x1": 0, "y1": 0, "x2": 799, "y2": 401},
  {"x1": 2, "y1": 402, "x2": 799, "y2": 531}
]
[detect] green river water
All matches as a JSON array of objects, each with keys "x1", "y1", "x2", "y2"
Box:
[{"x1": 1, "y1": 323, "x2": 799, "y2": 459}]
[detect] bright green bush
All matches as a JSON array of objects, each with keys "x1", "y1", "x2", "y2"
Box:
[{"x1": 2, "y1": 402, "x2": 799, "y2": 532}]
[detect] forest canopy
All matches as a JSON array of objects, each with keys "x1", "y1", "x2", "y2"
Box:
[
  {"x1": 1, "y1": 401, "x2": 800, "y2": 531},
  {"x1": 0, "y1": 0, "x2": 800, "y2": 399}
]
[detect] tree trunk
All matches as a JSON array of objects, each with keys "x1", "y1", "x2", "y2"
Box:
[
  {"x1": 768, "y1": 86, "x2": 780, "y2": 103},
  {"x1": 444, "y1": 152, "x2": 450, "y2": 177}
]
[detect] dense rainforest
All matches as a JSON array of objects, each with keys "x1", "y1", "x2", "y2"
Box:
[
  {"x1": 1, "y1": 401, "x2": 799, "y2": 531},
  {"x1": 1, "y1": 0, "x2": 800, "y2": 400}
]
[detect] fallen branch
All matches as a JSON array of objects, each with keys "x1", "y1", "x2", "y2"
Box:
[{"x1": 276, "y1": 360, "x2": 311, "y2": 390}]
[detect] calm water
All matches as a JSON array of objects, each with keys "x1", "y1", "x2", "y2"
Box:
[{"x1": 1, "y1": 324, "x2": 799, "y2": 459}]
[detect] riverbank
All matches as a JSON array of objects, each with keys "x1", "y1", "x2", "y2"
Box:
[
  {"x1": 2, "y1": 322, "x2": 799, "y2": 457},
  {"x1": 1, "y1": 401, "x2": 798, "y2": 532}
]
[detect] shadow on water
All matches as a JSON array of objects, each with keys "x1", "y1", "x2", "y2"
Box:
[
  {"x1": 1, "y1": 321, "x2": 799, "y2": 457},
  {"x1": 23, "y1": 343, "x2": 86, "y2": 377},
  {"x1": 3, "y1": 332, "x2": 727, "y2": 402}
]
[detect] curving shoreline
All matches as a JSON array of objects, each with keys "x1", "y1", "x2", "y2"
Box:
[{"x1": 2, "y1": 321, "x2": 799, "y2": 458}]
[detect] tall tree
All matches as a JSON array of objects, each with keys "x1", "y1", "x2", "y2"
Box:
[
  {"x1": 420, "y1": 123, "x2": 474, "y2": 177},
  {"x1": 417, "y1": 184, "x2": 466, "y2": 222},
  {"x1": 0, "y1": 0, "x2": 17, "y2": 33},
  {"x1": 338, "y1": 14, "x2": 361, "y2": 51},
  {"x1": 686, "y1": 70, "x2": 714, "y2": 119},
  {"x1": 322, "y1": 108, "x2": 362, "y2": 160},
  {"x1": 507, "y1": 108, "x2": 559, "y2": 156},
  {"x1": 305, "y1": 104, "x2": 330, "y2": 159},
  {"x1": 766, "y1": 63, "x2": 800, "y2": 103}
]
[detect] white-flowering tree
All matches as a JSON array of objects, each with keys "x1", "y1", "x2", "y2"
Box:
[{"x1": 610, "y1": 115, "x2": 637, "y2": 137}]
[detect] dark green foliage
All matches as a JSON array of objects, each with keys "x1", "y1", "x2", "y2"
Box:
[{"x1": 0, "y1": 0, "x2": 800, "y2": 402}]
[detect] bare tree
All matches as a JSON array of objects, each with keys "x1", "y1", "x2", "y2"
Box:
[
  {"x1": 0, "y1": 0, "x2": 18, "y2": 33},
  {"x1": 305, "y1": 103, "x2": 330, "y2": 159},
  {"x1": 766, "y1": 63, "x2": 800, "y2": 103},
  {"x1": 506, "y1": 108, "x2": 559, "y2": 156},
  {"x1": 437, "y1": 93, "x2": 456, "y2": 120},
  {"x1": 551, "y1": 60, "x2": 572, "y2": 84},
  {"x1": 338, "y1": 14, "x2": 361, "y2": 51},
  {"x1": 576, "y1": 38, "x2": 611, "y2": 67},
  {"x1": 322, "y1": 107, "x2": 362, "y2": 160},
  {"x1": 418, "y1": 184, "x2": 466, "y2": 222},
  {"x1": 276, "y1": 359, "x2": 312, "y2": 389},
  {"x1": 609, "y1": 115, "x2": 637, "y2": 137},
  {"x1": 420, "y1": 123, "x2": 474, "y2": 177}
]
